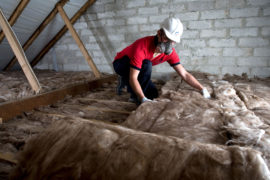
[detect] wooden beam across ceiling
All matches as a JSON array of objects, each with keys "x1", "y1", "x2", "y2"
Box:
[
  {"x1": 3, "y1": 0, "x2": 69, "y2": 71},
  {"x1": 0, "y1": 75, "x2": 116, "y2": 122},
  {"x1": 57, "y1": 4, "x2": 101, "y2": 78},
  {"x1": 0, "y1": 0, "x2": 30, "y2": 43},
  {"x1": 31, "y1": 0, "x2": 96, "y2": 67},
  {"x1": 0, "y1": 8, "x2": 41, "y2": 93}
]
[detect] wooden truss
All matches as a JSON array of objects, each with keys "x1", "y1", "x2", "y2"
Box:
[
  {"x1": 1, "y1": 0, "x2": 101, "y2": 92},
  {"x1": 0, "y1": 0, "x2": 30, "y2": 43},
  {"x1": 0, "y1": 8, "x2": 41, "y2": 93}
]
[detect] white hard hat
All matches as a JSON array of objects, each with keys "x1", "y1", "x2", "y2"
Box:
[{"x1": 161, "y1": 17, "x2": 183, "y2": 43}]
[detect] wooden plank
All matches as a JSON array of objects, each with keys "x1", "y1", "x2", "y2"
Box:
[
  {"x1": 31, "y1": 0, "x2": 96, "y2": 67},
  {"x1": 0, "y1": 8, "x2": 41, "y2": 93},
  {"x1": 0, "y1": 75, "x2": 116, "y2": 122},
  {"x1": 57, "y1": 4, "x2": 101, "y2": 78},
  {"x1": 3, "y1": 0, "x2": 69, "y2": 71},
  {"x1": 0, "y1": 0, "x2": 30, "y2": 43},
  {"x1": 0, "y1": 152, "x2": 17, "y2": 164}
]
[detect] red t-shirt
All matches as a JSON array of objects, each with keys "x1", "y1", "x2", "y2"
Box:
[{"x1": 114, "y1": 36, "x2": 180, "y2": 70}]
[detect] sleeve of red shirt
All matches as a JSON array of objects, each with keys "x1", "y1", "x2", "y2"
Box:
[
  {"x1": 129, "y1": 39, "x2": 147, "y2": 70},
  {"x1": 167, "y1": 49, "x2": 181, "y2": 66}
]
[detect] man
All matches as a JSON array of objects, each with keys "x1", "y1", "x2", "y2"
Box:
[{"x1": 113, "y1": 17, "x2": 210, "y2": 104}]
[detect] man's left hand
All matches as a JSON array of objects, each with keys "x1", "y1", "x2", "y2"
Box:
[{"x1": 201, "y1": 88, "x2": 211, "y2": 99}]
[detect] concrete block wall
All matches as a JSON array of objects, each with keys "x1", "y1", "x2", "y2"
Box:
[{"x1": 37, "y1": 0, "x2": 270, "y2": 78}]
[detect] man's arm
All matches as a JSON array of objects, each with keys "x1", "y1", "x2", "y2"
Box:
[
  {"x1": 129, "y1": 67, "x2": 145, "y2": 100},
  {"x1": 173, "y1": 64, "x2": 203, "y2": 91}
]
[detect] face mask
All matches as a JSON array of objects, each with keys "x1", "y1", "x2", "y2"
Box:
[{"x1": 157, "y1": 41, "x2": 173, "y2": 55}]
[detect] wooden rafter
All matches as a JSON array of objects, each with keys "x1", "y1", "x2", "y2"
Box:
[
  {"x1": 0, "y1": 8, "x2": 41, "y2": 93},
  {"x1": 57, "y1": 4, "x2": 101, "y2": 78},
  {"x1": 3, "y1": 0, "x2": 69, "y2": 71},
  {"x1": 0, "y1": 75, "x2": 116, "y2": 122},
  {"x1": 0, "y1": 0, "x2": 30, "y2": 43},
  {"x1": 31, "y1": 0, "x2": 96, "y2": 67}
]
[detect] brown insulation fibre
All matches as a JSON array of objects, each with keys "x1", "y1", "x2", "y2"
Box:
[
  {"x1": 124, "y1": 73, "x2": 270, "y2": 169},
  {"x1": 10, "y1": 118, "x2": 270, "y2": 180},
  {"x1": 0, "y1": 78, "x2": 135, "y2": 178},
  {"x1": 124, "y1": 92, "x2": 226, "y2": 145},
  {"x1": 0, "y1": 70, "x2": 96, "y2": 103}
]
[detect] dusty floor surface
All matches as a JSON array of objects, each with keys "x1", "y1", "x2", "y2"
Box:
[
  {"x1": 1, "y1": 70, "x2": 270, "y2": 179},
  {"x1": 0, "y1": 71, "x2": 164, "y2": 179},
  {"x1": 0, "y1": 70, "x2": 96, "y2": 103}
]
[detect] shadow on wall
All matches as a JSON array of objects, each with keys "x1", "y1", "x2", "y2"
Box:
[{"x1": 82, "y1": 15, "x2": 115, "y2": 73}]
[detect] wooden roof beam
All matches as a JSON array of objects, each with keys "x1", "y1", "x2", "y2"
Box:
[
  {"x1": 0, "y1": 0, "x2": 30, "y2": 43},
  {"x1": 3, "y1": 0, "x2": 69, "y2": 71},
  {"x1": 57, "y1": 4, "x2": 101, "y2": 78},
  {"x1": 0, "y1": 8, "x2": 41, "y2": 93},
  {"x1": 31, "y1": 0, "x2": 96, "y2": 68}
]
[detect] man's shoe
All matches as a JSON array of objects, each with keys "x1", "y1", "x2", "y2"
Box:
[{"x1": 116, "y1": 76, "x2": 126, "y2": 95}]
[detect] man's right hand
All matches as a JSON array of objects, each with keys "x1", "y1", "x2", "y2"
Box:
[{"x1": 141, "y1": 97, "x2": 152, "y2": 103}]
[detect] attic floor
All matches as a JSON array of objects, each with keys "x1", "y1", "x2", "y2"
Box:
[{"x1": 0, "y1": 71, "x2": 164, "y2": 179}]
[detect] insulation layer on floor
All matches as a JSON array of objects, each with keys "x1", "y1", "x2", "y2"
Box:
[
  {"x1": 1, "y1": 71, "x2": 270, "y2": 179},
  {"x1": 0, "y1": 70, "x2": 96, "y2": 103},
  {"x1": 0, "y1": 71, "x2": 139, "y2": 179},
  {"x1": 125, "y1": 72, "x2": 270, "y2": 174}
]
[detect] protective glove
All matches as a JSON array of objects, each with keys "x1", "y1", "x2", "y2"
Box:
[
  {"x1": 201, "y1": 88, "x2": 211, "y2": 99},
  {"x1": 141, "y1": 97, "x2": 152, "y2": 103}
]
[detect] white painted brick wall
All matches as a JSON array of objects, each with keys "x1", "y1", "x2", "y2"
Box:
[
  {"x1": 209, "y1": 39, "x2": 236, "y2": 47},
  {"x1": 254, "y1": 48, "x2": 270, "y2": 56},
  {"x1": 127, "y1": 17, "x2": 148, "y2": 25},
  {"x1": 126, "y1": 1, "x2": 145, "y2": 8},
  {"x1": 39, "y1": 0, "x2": 270, "y2": 78},
  {"x1": 179, "y1": 12, "x2": 199, "y2": 21},
  {"x1": 187, "y1": 2, "x2": 215, "y2": 11},
  {"x1": 251, "y1": 67, "x2": 270, "y2": 77},
  {"x1": 200, "y1": 29, "x2": 226, "y2": 38},
  {"x1": 263, "y1": 7, "x2": 270, "y2": 16},
  {"x1": 208, "y1": 57, "x2": 236, "y2": 66},
  {"x1": 189, "y1": 20, "x2": 212, "y2": 29},
  {"x1": 261, "y1": 27, "x2": 270, "y2": 36},
  {"x1": 237, "y1": 57, "x2": 269, "y2": 67},
  {"x1": 161, "y1": 4, "x2": 185, "y2": 13},
  {"x1": 138, "y1": 7, "x2": 159, "y2": 15},
  {"x1": 247, "y1": 0, "x2": 270, "y2": 6},
  {"x1": 215, "y1": 19, "x2": 243, "y2": 28},
  {"x1": 239, "y1": 38, "x2": 269, "y2": 47},
  {"x1": 182, "y1": 30, "x2": 199, "y2": 39},
  {"x1": 182, "y1": 39, "x2": 206, "y2": 47},
  {"x1": 223, "y1": 48, "x2": 252, "y2": 57},
  {"x1": 229, "y1": 8, "x2": 259, "y2": 18},
  {"x1": 246, "y1": 17, "x2": 270, "y2": 27},
  {"x1": 230, "y1": 28, "x2": 258, "y2": 37},
  {"x1": 200, "y1": 10, "x2": 226, "y2": 20},
  {"x1": 195, "y1": 48, "x2": 221, "y2": 56}
]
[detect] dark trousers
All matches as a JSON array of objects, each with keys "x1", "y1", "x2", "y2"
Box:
[{"x1": 113, "y1": 56, "x2": 158, "y2": 100}]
